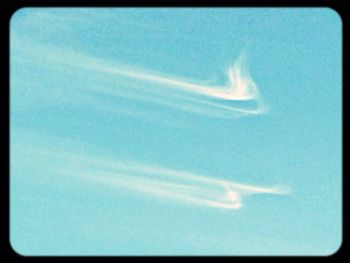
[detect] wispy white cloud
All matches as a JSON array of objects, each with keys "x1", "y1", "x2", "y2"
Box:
[
  {"x1": 81, "y1": 53, "x2": 259, "y2": 101},
  {"x1": 44, "y1": 150, "x2": 289, "y2": 210},
  {"x1": 12, "y1": 36, "x2": 268, "y2": 120}
]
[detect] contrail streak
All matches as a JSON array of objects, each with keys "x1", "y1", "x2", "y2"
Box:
[
  {"x1": 12, "y1": 38, "x2": 267, "y2": 118},
  {"x1": 59, "y1": 49, "x2": 267, "y2": 117},
  {"x1": 49, "y1": 151, "x2": 289, "y2": 210},
  {"x1": 84, "y1": 54, "x2": 259, "y2": 101}
]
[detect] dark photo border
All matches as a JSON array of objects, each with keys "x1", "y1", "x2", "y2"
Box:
[{"x1": 1, "y1": 0, "x2": 349, "y2": 261}]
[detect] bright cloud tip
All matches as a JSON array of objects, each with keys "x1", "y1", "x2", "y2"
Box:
[{"x1": 226, "y1": 58, "x2": 259, "y2": 101}]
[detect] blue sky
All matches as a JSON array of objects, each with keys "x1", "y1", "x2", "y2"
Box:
[{"x1": 10, "y1": 8, "x2": 342, "y2": 255}]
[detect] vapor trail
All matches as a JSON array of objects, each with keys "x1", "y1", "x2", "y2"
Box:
[
  {"x1": 51, "y1": 151, "x2": 289, "y2": 210},
  {"x1": 84, "y1": 54, "x2": 260, "y2": 101},
  {"x1": 12, "y1": 37, "x2": 267, "y2": 118},
  {"x1": 57, "y1": 49, "x2": 267, "y2": 117}
]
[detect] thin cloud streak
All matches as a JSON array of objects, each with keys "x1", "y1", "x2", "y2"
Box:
[
  {"x1": 87, "y1": 54, "x2": 259, "y2": 101},
  {"x1": 51, "y1": 151, "x2": 289, "y2": 210},
  {"x1": 12, "y1": 37, "x2": 267, "y2": 119},
  {"x1": 63, "y1": 50, "x2": 267, "y2": 115},
  {"x1": 77, "y1": 165, "x2": 288, "y2": 210},
  {"x1": 73, "y1": 50, "x2": 267, "y2": 117}
]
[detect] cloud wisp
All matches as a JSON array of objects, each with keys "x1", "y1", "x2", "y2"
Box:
[
  {"x1": 65, "y1": 50, "x2": 267, "y2": 118},
  {"x1": 12, "y1": 37, "x2": 267, "y2": 120},
  {"x1": 55, "y1": 152, "x2": 288, "y2": 210},
  {"x1": 11, "y1": 130, "x2": 289, "y2": 211},
  {"x1": 84, "y1": 54, "x2": 260, "y2": 101}
]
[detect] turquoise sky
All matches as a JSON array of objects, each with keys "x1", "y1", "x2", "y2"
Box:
[{"x1": 10, "y1": 8, "x2": 342, "y2": 255}]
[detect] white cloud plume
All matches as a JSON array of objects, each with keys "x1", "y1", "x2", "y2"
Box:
[
  {"x1": 12, "y1": 37, "x2": 268, "y2": 120},
  {"x1": 50, "y1": 151, "x2": 289, "y2": 210}
]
